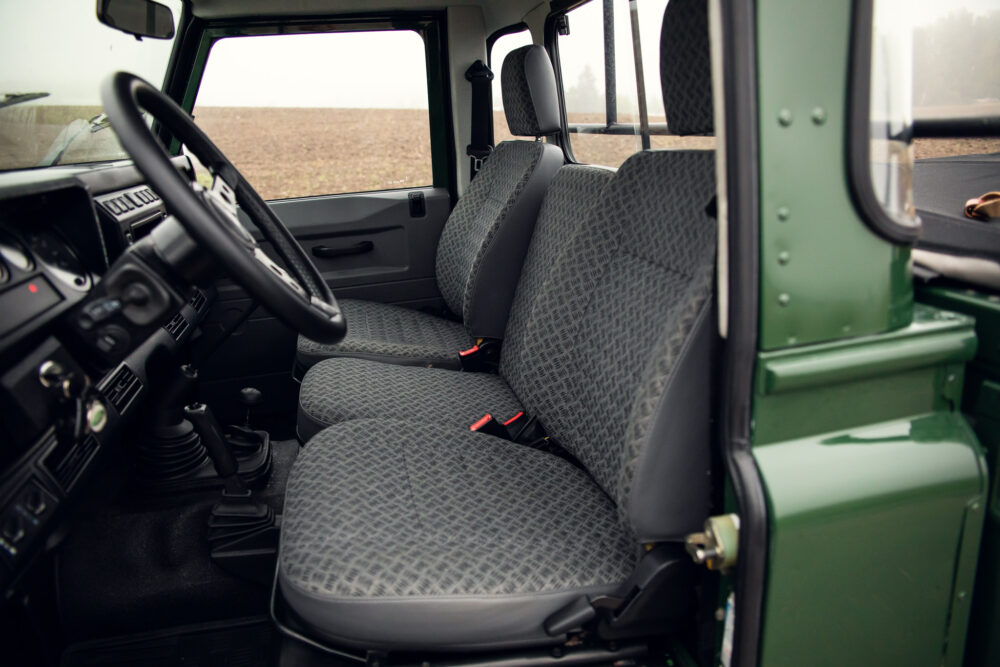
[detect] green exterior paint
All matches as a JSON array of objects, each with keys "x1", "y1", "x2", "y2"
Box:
[
  {"x1": 181, "y1": 32, "x2": 216, "y2": 114},
  {"x1": 759, "y1": 306, "x2": 975, "y2": 395},
  {"x1": 918, "y1": 286, "x2": 1000, "y2": 667},
  {"x1": 752, "y1": 306, "x2": 986, "y2": 665},
  {"x1": 753, "y1": 305, "x2": 976, "y2": 445},
  {"x1": 919, "y1": 287, "x2": 1000, "y2": 376},
  {"x1": 755, "y1": 413, "x2": 986, "y2": 666},
  {"x1": 756, "y1": 0, "x2": 912, "y2": 350},
  {"x1": 750, "y1": 1, "x2": 988, "y2": 662}
]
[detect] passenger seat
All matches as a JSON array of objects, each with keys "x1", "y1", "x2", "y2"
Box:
[
  {"x1": 279, "y1": 0, "x2": 718, "y2": 649},
  {"x1": 296, "y1": 45, "x2": 564, "y2": 371},
  {"x1": 298, "y1": 164, "x2": 615, "y2": 439}
]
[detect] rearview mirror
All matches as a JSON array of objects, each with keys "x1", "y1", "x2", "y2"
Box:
[{"x1": 96, "y1": 0, "x2": 175, "y2": 40}]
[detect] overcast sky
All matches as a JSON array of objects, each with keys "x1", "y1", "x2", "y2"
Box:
[{"x1": 0, "y1": 0, "x2": 997, "y2": 109}]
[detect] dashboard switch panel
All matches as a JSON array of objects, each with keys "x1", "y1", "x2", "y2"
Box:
[
  {"x1": 0, "y1": 479, "x2": 56, "y2": 567},
  {"x1": 0, "y1": 276, "x2": 62, "y2": 337}
]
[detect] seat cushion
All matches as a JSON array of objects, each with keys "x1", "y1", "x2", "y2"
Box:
[
  {"x1": 297, "y1": 358, "x2": 522, "y2": 441},
  {"x1": 278, "y1": 419, "x2": 637, "y2": 650},
  {"x1": 296, "y1": 299, "x2": 473, "y2": 371}
]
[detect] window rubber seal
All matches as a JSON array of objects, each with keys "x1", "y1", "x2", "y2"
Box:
[{"x1": 846, "y1": 0, "x2": 921, "y2": 246}]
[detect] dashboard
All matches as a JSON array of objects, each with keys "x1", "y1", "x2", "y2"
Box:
[{"x1": 0, "y1": 156, "x2": 214, "y2": 592}]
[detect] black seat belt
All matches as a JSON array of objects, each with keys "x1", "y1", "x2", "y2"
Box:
[{"x1": 465, "y1": 60, "x2": 494, "y2": 178}]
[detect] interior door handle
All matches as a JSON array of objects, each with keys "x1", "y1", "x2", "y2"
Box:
[{"x1": 311, "y1": 241, "x2": 374, "y2": 259}]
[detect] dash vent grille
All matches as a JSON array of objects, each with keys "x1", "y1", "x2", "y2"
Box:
[{"x1": 103, "y1": 364, "x2": 142, "y2": 414}]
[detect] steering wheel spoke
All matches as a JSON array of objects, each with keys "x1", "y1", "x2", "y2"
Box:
[
  {"x1": 252, "y1": 247, "x2": 308, "y2": 300},
  {"x1": 198, "y1": 175, "x2": 257, "y2": 247},
  {"x1": 101, "y1": 71, "x2": 346, "y2": 344}
]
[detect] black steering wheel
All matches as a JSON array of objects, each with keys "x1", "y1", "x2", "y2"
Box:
[{"x1": 100, "y1": 71, "x2": 346, "y2": 344}]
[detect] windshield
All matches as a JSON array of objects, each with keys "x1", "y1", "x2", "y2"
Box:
[{"x1": 0, "y1": 0, "x2": 181, "y2": 171}]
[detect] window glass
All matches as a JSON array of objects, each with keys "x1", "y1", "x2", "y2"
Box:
[
  {"x1": 557, "y1": 0, "x2": 712, "y2": 167},
  {"x1": 192, "y1": 30, "x2": 432, "y2": 200},
  {"x1": 868, "y1": 0, "x2": 1000, "y2": 229},
  {"x1": 0, "y1": 0, "x2": 182, "y2": 171},
  {"x1": 558, "y1": 0, "x2": 642, "y2": 166},
  {"x1": 869, "y1": 0, "x2": 918, "y2": 227},
  {"x1": 910, "y1": 1, "x2": 1000, "y2": 159},
  {"x1": 490, "y1": 29, "x2": 533, "y2": 143}
]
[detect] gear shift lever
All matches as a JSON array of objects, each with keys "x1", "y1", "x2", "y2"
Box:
[
  {"x1": 185, "y1": 401, "x2": 278, "y2": 585},
  {"x1": 184, "y1": 402, "x2": 249, "y2": 496},
  {"x1": 238, "y1": 387, "x2": 263, "y2": 428}
]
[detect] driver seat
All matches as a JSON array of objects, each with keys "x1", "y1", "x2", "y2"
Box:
[
  {"x1": 278, "y1": 0, "x2": 716, "y2": 653},
  {"x1": 296, "y1": 45, "x2": 563, "y2": 371}
]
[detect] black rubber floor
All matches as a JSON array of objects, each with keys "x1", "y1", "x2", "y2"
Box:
[
  {"x1": 56, "y1": 439, "x2": 299, "y2": 643},
  {"x1": 61, "y1": 617, "x2": 277, "y2": 666}
]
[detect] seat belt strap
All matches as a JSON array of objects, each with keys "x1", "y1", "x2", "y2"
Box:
[{"x1": 465, "y1": 60, "x2": 494, "y2": 178}]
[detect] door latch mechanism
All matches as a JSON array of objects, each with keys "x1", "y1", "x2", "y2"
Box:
[{"x1": 685, "y1": 514, "x2": 740, "y2": 571}]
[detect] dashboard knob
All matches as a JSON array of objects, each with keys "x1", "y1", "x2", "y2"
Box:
[
  {"x1": 123, "y1": 283, "x2": 151, "y2": 307},
  {"x1": 86, "y1": 399, "x2": 108, "y2": 433},
  {"x1": 38, "y1": 360, "x2": 68, "y2": 388},
  {"x1": 1, "y1": 515, "x2": 24, "y2": 544},
  {"x1": 23, "y1": 489, "x2": 47, "y2": 516}
]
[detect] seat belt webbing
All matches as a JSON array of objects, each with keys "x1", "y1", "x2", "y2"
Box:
[{"x1": 465, "y1": 59, "x2": 494, "y2": 178}]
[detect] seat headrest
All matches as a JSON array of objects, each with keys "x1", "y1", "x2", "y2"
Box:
[
  {"x1": 660, "y1": 0, "x2": 714, "y2": 135},
  {"x1": 501, "y1": 45, "x2": 561, "y2": 137}
]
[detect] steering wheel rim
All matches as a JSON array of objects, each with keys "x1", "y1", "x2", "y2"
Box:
[{"x1": 100, "y1": 71, "x2": 346, "y2": 344}]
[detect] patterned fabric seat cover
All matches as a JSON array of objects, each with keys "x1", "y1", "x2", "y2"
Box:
[
  {"x1": 295, "y1": 45, "x2": 563, "y2": 370},
  {"x1": 280, "y1": 0, "x2": 717, "y2": 651},
  {"x1": 296, "y1": 165, "x2": 614, "y2": 440}
]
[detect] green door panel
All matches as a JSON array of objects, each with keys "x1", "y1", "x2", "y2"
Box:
[
  {"x1": 965, "y1": 380, "x2": 1000, "y2": 667},
  {"x1": 756, "y1": 0, "x2": 912, "y2": 350},
  {"x1": 755, "y1": 412, "x2": 987, "y2": 666},
  {"x1": 917, "y1": 286, "x2": 1000, "y2": 667},
  {"x1": 750, "y1": 0, "x2": 989, "y2": 662},
  {"x1": 754, "y1": 305, "x2": 976, "y2": 445}
]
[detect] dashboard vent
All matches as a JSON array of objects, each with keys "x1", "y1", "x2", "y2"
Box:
[
  {"x1": 104, "y1": 364, "x2": 143, "y2": 414},
  {"x1": 44, "y1": 434, "x2": 99, "y2": 492},
  {"x1": 164, "y1": 312, "x2": 190, "y2": 340},
  {"x1": 189, "y1": 289, "x2": 207, "y2": 313}
]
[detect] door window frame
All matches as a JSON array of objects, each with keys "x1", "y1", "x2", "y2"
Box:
[{"x1": 163, "y1": 13, "x2": 456, "y2": 200}]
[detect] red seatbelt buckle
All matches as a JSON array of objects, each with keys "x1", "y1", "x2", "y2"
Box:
[
  {"x1": 458, "y1": 340, "x2": 500, "y2": 372},
  {"x1": 470, "y1": 413, "x2": 493, "y2": 431},
  {"x1": 503, "y1": 411, "x2": 525, "y2": 427},
  {"x1": 469, "y1": 413, "x2": 509, "y2": 438}
]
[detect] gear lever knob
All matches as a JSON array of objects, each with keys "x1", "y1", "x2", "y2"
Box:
[
  {"x1": 239, "y1": 387, "x2": 263, "y2": 407},
  {"x1": 239, "y1": 387, "x2": 263, "y2": 428},
  {"x1": 184, "y1": 402, "x2": 248, "y2": 496}
]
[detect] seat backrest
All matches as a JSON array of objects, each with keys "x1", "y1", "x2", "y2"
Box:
[
  {"x1": 500, "y1": 162, "x2": 616, "y2": 347},
  {"x1": 434, "y1": 45, "x2": 563, "y2": 341},
  {"x1": 500, "y1": 0, "x2": 716, "y2": 542}
]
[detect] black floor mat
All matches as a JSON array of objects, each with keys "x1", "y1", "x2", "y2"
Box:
[
  {"x1": 61, "y1": 617, "x2": 277, "y2": 666},
  {"x1": 56, "y1": 440, "x2": 299, "y2": 643}
]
